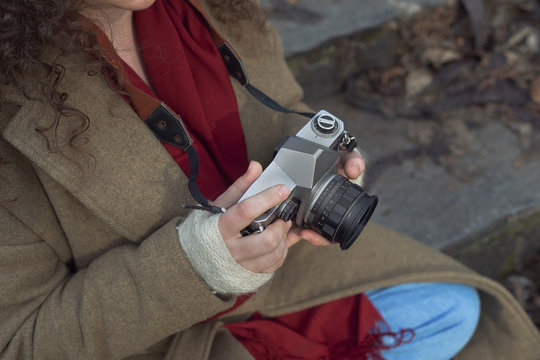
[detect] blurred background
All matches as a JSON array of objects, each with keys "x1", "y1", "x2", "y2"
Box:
[{"x1": 260, "y1": 0, "x2": 540, "y2": 328}]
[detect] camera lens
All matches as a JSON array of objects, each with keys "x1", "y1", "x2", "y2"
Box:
[{"x1": 304, "y1": 174, "x2": 378, "y2": 250}]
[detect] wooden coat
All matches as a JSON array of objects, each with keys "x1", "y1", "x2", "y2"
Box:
[{"x1": 1, "y1": 1, "x2": 539, "y2": 359}]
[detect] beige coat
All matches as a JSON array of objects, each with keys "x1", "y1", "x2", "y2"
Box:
[{"x1": 1, "y1": 2, "x2": 539, "y2": 359}]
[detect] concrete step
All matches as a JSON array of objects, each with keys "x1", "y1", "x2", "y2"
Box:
[{"x1": 262, "y1": 0, "x2": 448, "y2": 57}]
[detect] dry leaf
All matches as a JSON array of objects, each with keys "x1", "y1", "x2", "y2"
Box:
[
  {"x1": 381, "y1": 67, "x2": 407, "y2": 86},
  {"x1": 422, "y1": 48, "x2": 462, "y2": 68},
  {"x1": 405, "y1": 68, "x2": 433, "y2": 97}
]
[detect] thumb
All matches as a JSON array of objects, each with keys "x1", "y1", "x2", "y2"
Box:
[{"x1": 213, "y1": 161, "x2": 262, "y2": 209}]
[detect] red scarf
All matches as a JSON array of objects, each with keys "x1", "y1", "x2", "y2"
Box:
[
  {"x1": 130, "y1": 0, "x2": 249, "y2": 200},
  {"x1": 109, "y1": 1, "x2": 413, "y2": 358},
  {"x1": 226, "y1": 295, "x2": 414, "y2": 360}
]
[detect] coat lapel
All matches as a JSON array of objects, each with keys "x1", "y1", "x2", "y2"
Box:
[{"x1": 2, "y1": 55, "x2": 193, "y2": 242}]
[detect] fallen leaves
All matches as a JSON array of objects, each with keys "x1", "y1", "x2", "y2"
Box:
[
  {"x1": 503, "y1": 250, "x2": 540, "y2": 329},
  {"x1": 338, "y1": 0, "x2": 540, "y2": 168}
]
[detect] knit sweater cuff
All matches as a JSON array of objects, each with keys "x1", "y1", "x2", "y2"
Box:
[{"x1": 177, "y1": 210, "x2": 273, "y2": 295}]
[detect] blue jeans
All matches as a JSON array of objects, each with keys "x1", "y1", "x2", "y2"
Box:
[{"x1": 365, "y1": 282, "x2": 481, "y2": 360}]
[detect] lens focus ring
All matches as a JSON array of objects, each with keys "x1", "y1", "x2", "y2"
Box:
[
  {"x1": 307, "y1": 176, "x2": 350, "y2": 239},
  {"x1": 305, "y1": 174, "x2": 378, "y2": 250}
]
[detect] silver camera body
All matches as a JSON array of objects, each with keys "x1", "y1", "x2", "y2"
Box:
[{"x1": 240, "y1": 110, "x2": 378, "y2": 250}]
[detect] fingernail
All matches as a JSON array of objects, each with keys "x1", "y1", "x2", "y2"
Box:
[
  {"x1": 247, "y1": 161, "x2": 253, "y2": 172},
  {"x1": 278, "y1": 185, "x2": 290, "y2": 198}
]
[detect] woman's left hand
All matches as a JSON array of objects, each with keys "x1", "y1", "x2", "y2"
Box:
[{"x1": 285, "y1": 150, "x2": 366, "y2": 248}]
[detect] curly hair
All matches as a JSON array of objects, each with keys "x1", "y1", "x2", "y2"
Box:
[
  {"x1": 0, "y1": 0, "x2": 98, "y2": 157},
  {"x1": 0, "y1": 0, "x2": 266, "y2": 156}
]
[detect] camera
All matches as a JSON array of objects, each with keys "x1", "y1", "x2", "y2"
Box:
[{"x1": 239, "y1": 110, "x2": 378, "y2": 250}]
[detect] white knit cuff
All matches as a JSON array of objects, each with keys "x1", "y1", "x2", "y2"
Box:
[{"x1": 177, "y1": 210, "x2": 273, "y2": 295}]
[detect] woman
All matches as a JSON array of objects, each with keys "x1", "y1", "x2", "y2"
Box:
[{"x1": 0, "y1": 0, "x2": 539, "y2": 359}]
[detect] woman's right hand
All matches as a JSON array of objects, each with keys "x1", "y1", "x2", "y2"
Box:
[{"x1": 212, "y1": 161, "x2": 294, "y2": 274}]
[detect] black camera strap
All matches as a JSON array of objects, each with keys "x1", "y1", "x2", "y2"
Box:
[
  {"x1": 142, "y1": 47, "x2": 314, "y2": 215},
  {"x1": 183, "y1": 0, "x2": 316, "y2": 119},
  {"x1": 218, "y1": 43, "x2": 317, "y2": 119},
  {"x1": 146, "y1": 104, "x2": 225, "y2": 214}
]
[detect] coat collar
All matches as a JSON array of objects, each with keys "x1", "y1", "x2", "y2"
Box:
[{"x1": 2, "y1": 54, "x2": 193, "y2": 241}]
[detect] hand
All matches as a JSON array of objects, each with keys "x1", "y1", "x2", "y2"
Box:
[
  {"x1": 286, "y1": 150, "x2": 366, "y2": 247},
  {"x1": 213, "y1": 161, "x2": 293, "y2": 274}
]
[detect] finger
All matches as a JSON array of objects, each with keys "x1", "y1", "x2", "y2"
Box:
[
  {"x1": 298, "y1": 228, "x2": 335, "y2": 247},
  {"x1": 338, "y1": 150, "x2": 365, "y2": 180},
  {"x1": 286, "y1": 226, "x2": 334, "y2": 248},
  {"x1": 226, "y1": 220, "x2": 291, "y2": 262},
  {"x1": 219, "y1": 184, "x2": 290, "y2": 237},
  {"x1": 285, "y1": 225, "x2": 304, "y2": 248},
  {"x1": 213, "y1": 161, "x2": 263, "y2": 209}
]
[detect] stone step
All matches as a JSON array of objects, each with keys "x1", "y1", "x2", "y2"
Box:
[{"x1": 262, "y1": 0, "x2": 448, "y2": 57}]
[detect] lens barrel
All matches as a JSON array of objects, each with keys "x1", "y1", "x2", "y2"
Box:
[{"x1": 305, "y1": 174, "x2": 378, "y2": 250}]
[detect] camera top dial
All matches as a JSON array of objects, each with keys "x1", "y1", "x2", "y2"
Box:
[
  {"x1": 312, "y1": 114, "x2": 339, "y2": 137},
  {"x1": 296, "y1": 110, "x2": 345, "y2": 149}
]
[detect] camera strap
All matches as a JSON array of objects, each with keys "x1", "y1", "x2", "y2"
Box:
[
  {"x1": 217, "y1": 43, "x2": 316, "y2": 119},
  {"x1": 184, "y1": 0, "x2": 316, "y2": 119},
  {"x1": 142, "y1": 45, "x2": 316, "y2": 214},
  {"x1": 125, "y1": 45, "x2": 316, "y2": 215},
  {"x1": 145, "y1": 104, "x2": 226, "y2": 214}
]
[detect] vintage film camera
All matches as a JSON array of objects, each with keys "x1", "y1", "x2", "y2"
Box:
[{"x1": 239, "y1": 110, "x2": 378, "y2": 250}]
